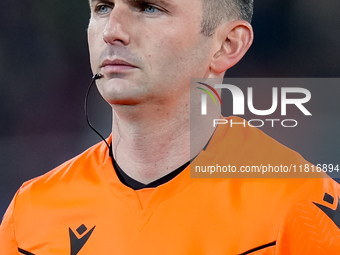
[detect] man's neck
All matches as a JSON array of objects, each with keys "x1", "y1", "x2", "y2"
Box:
[{"x1": 110, "y1": 102, "x2": 219, "y2": 185}]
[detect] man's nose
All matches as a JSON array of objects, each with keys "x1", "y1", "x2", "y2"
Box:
[{"x1": 103, "y1": 6, "x2": 130, "y2": 45}]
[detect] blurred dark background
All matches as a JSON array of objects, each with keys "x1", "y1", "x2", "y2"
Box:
[{"x1": 1, "y1": 0, "x2": 340, "y2": 216}]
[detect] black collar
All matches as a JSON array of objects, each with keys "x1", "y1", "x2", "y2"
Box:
[{"x1": 110, "y1": 150, "x2": 190, "y2": 190}]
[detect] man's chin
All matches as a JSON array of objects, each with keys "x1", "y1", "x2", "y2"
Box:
[{"x1": 102, "y1": 93, "x2": 147, "y2": 107}]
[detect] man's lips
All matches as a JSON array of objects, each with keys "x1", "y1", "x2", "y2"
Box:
[{"x1": 100, "y1": 59, "x2": 138, "y2": 73}]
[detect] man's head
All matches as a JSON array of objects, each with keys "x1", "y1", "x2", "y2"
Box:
[
  {"x1": 87, "y1": 0, "x2": 253, "y2": 113},
  {"x1": 201, "y1": 0, "x2": 254, "y2": 37}
]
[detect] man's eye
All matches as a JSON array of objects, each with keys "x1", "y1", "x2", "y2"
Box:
[
  {"x1": 95, "y1": 4, "x2": 112, "y2": 15},
  {"x1": 143, "y1": 5, "x2": 161, "y2": 14}
]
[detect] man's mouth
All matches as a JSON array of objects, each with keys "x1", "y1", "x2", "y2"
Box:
[{"x1": 100, "y1": 59, "x2": 138, "y2": 73}]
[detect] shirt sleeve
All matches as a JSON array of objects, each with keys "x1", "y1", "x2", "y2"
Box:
[
  {"x1": 276, "y1": 178, "x2": 340, "y2": 254},
  {"x1": 0, "y1": 195, "x2": 20, "y2": 255}
]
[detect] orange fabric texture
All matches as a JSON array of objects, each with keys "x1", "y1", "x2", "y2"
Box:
[{"x1": 1, "y1": 117, "x2": 340, "y2": 254}]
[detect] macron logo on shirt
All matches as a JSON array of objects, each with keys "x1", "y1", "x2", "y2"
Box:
[
  {"x1": 313, "y1": 193, "x2": 340, "y2": 230},
  {"x1": 69, "y1": 224, "x2": 96, "y2": 255}
]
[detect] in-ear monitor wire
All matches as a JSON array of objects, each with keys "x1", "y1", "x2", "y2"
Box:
[{"x1": 85, "y1": 73, "x2": 111, "y2": 152}]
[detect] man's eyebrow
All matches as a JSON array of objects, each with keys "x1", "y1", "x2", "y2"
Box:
[
  {"x1": 129, "y1": 0, "x2": 174, "y2": 7},
  {"x1": 90, "y1": 0, "x2": 174, "y2": 7},
  {"x1": 90, "y1": 0, "x2": 112, "y2": 3}
]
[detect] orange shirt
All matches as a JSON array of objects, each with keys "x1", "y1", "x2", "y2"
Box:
[{"x1": 1, "y1": 117, "x2": 340, "y2": 255}]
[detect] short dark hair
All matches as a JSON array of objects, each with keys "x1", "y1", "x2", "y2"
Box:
[{"x1": 201, "y1": 0, "x2": 254, "y2": 37}]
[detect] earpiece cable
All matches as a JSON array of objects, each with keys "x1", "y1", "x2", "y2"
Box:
[{"x1": 84, "y1": 73, "x2": 111, "y2": 151}]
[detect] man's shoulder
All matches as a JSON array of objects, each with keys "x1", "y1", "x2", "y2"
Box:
[
  {"x1": 275, "y1": 177, "x2": 340, "y2": 253},
  {"x1": 202, "y1": 115, "x2": 340, "y2": 200},
  {"x1": 16, "y1": 140, "x2": 109, "y2": 202}
]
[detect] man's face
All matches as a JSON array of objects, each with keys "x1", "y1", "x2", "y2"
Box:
[{"x1": 88, "y1": 0, "x2": 214, "y2": 106}]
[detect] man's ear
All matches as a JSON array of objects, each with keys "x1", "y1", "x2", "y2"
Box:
[{"x1": 210, "y1": 20, "x2": 253, "y2": 74}]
